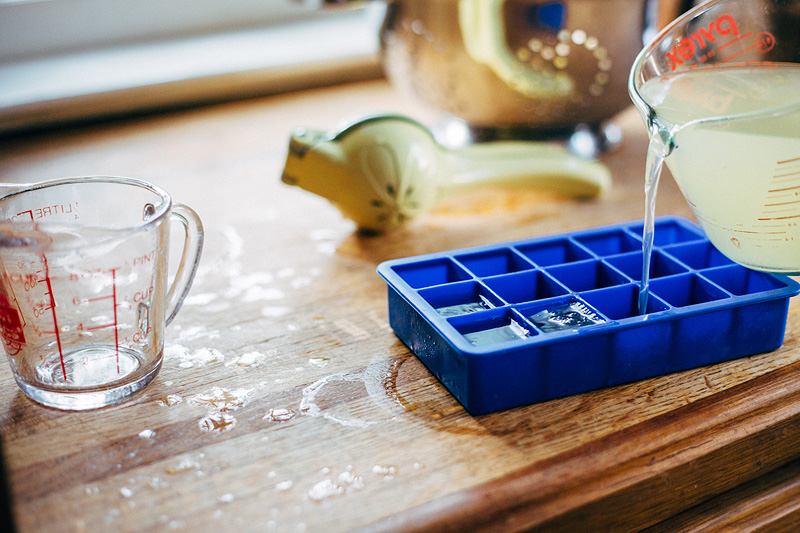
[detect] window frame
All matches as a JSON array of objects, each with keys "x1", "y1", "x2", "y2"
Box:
[
  {"x1": 0, "y1": 0, "x2": 330, "y2": 62},
  {"x1": 0, "y1": 0, "x2": 385, "y2": 134}
]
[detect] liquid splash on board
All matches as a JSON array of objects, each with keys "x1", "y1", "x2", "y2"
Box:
[
  {"x1": 206, "y1": 227, "x2": 314, "y2": 303},
  {"x1": 300, "y1": 370, "x2": 396, "y2": 428},
  {"x1": 371, "y1": 464, "x2": 399, "y2": 480},
  {"x1": 363, "y1": 358, "x2": 410, "y2": 418},
  {"x1": 261, "y1": 306, "x2": 291, "y2": 318},
  {"x1": 224, "y1": 351, "x2": 271, "y2": 368},
  {"x1": 183, "y1": 292, "x2": 231, "y2": 312},
  {"x1": 198, "y1": 413, "x2": 237, "y2": 433},
  {"x1": 173, "y1": 325, "x2": 222, "y2": 343},
  {"x1": 147, "y1": 477, "x2": 168, "y2": 490},
  {"x1": 188, "y1": 387, "x2": 252, "y2": 412},
  {"x1": 306, "y1": 466, "x2": 365, "y2": 502},
  {"x1": 240, "y1": 283, "x2": 285, "y2": 303},
  {"x1": 157, "y1": 394, "x2": 183, "y2": 407},
  {"x1": 274, "y1": 480, "x2": 294, "y2": 492},
  {"x1": 166, "y1": 458, "x2": 200, "y2": 475},
  {"x1": 308, "y1": 357, "x2": 330, "y2": 368},
  {"x1": 310, "y1": 228, "x2": 339, "y2": 256},
  {"x1": 183, "y1": 292, "x2": 219, "y2": 306},
  {"x1": 188, "y1": 387, "x2": 252, "y2": 433},
  {"x1": 164, "y1": 344, "x2": 225, "y2": 368},
  {"x1": 264, "y1": 408, "x2": 297, "y2": 422}
]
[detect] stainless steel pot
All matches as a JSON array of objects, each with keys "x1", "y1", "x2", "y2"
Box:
[{"x1": 303, "y1": 0, "x2": 691, "y2": 145}]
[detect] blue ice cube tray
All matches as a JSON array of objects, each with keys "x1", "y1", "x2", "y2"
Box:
[{"x1": 377, "y1": 217, "x2": 800, "y2": 415}]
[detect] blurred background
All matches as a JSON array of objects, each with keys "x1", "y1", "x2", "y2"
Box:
[{"x1": 0, "y1": 0, "x2": 385, "y2": 135}]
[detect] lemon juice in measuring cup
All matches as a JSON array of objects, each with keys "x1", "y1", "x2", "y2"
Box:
[
  {"x1": 0, "y1": 177, "x2": 203, "y2": 410},
  {"x1": 643, "y1": 64, "x2": 800, "y2": 270},
  {"x1": 630, "y1": 0, "x2": 800, "y2": 310}
]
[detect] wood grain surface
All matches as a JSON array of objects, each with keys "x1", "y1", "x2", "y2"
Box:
[{"x1": 0, "y1": 79, "x2": 799, "y2": 532}]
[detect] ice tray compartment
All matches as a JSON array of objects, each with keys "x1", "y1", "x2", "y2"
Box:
[
  {"x1": 451, "y1": 308, "x2": 534, "y2": 347},
  {"x1": 391, "y1": 257, "x2": 471, "y2": 288},
  {"x1": 483, "y1": 270, "x2": 568, "y2": 304},
  {"x1": 546, "y1": 260, "x2": 628, "y2": 292},
  {"x1": 606, "y1": 250, "x2": 688, "y2": 281},
  {"x1": 377, "y1": 217, "x2": 800, "y2": 415},
  {"x1": 455, "y1": 248, "x2": 534, "y2": 276},
  {"x1": 421, "y1": 281, "x2": 502, "y2": 317}
]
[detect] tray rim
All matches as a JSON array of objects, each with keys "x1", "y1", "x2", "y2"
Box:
[{"x1": 377, "y1": 216, "x2": 800, "y2": 358}]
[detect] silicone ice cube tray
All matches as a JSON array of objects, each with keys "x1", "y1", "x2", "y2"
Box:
[{"x1": 377, "y1": 217, "x2": 800, "y2": 415}]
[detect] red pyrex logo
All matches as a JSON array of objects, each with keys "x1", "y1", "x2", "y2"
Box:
[
  {"x1": 666, "y1": 14, "x2": 740, "y2": 70},
  {"x1": 665, "y1": 13, "x2": 777, "y2": 71}
]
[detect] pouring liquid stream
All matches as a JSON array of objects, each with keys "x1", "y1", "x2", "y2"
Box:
[{"x1": 638, "y1": 135, "x2": 668, "y2": 315}]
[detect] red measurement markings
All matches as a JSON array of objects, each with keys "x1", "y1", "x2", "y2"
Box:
[
  {"x1": 11, "y1": 204, "x2": 77, "y2": 222},
  {"x1": 720, "y1": 32, "x2": 775, "y2": 64},
  {"x1": 80, "y1": 294, "x2": 117, "y2": 332},
  {"x1": 718, "y1": 32, "x2": 751, "y2": 51},
  {"x1": 12, "y1": 210, "x2": 34, "y2": 222},
  {"x1": 70, "y1": 269, "x2": 121, "y2": 372},
  {"x1": 40, "y1": 253, "x2": 66, "y2": 381},
  {"x1": 111, "y1": 269, "x2": 119, "y2": 373},
  {"x1": 717, "y1": 32, "x2": 753, "y2": 60},
  {"x1": 759, "y1": 157, "x2": 800, "y2": 223},
  {"x1": 82, "y1": 324, "x2": 114, "y2": 331}
]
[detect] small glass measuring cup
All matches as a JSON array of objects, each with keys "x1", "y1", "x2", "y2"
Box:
[
  {"x1": 629, "y1": 0, "x2": 800, "y2": 275},
  {"x1": 0, "y1": 176, "x2": 203, "y2": 410}
]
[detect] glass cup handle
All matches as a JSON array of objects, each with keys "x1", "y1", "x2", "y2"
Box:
[{"x1": 165, "y1": 203, "x2": 204, "y2": 326}]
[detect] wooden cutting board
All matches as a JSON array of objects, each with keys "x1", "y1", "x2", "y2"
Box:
[{"x1": 0, "y1": 80, "x2": 799, "y2": 532}]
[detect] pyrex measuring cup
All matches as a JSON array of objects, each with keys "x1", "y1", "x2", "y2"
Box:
[
  {"x1": 0, "y1": 177, "x2": 203, "y2": 410},
  {"x1": 629, "y1": 0, "x2": 800, "y2": 274}
]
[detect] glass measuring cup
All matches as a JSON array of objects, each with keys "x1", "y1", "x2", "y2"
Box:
[
  {"x1": 0, "y1": 176, "x2": 203, "y2": 410},
  {"x1": 630, "y1": 0, "x2": 800, "y2": 275}
]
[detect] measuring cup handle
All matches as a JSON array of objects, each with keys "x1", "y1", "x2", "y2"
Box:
[{"x1": 166, "y1": 203, "x2": 204, "y2": 326}]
